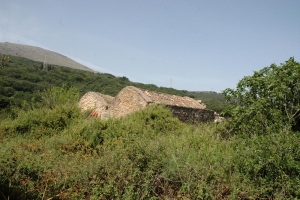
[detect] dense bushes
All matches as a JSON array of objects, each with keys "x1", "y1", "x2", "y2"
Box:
[
  {"x1": 223, "y1": 57, "x2": 300, "y2": 135},
  {"x1": 230, "y1": 133, "x2": 300, "y2": 198},
  {"x1": 0, "y1": 86, "x2": 299, "y2": 199}
]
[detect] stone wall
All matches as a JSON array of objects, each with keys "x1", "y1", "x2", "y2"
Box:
[
  {"x1": 108, "y1": 86, "x2": 152, "y2": 118},
  {"x1": 168, "y1": 106, "x2": 215, "y2": 123}
]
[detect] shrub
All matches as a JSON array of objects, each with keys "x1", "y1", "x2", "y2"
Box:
[
  {"x1": 223, "y1": 57, "x2": 300, "y2": 135},
  {"x1": 230, "y1": 132, "x2": 300, "y2": 199},
  {"x1": 1, "y1": 86, "x2": 81, "y2": 136}
]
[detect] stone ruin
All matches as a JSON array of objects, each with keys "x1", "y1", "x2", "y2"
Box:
[{"x1": 78, "y1": 86, "x2": 215, "y2": 123}]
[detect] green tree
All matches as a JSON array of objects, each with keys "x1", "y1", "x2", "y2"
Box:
[{"x1": 223, "y1": 57, "x2": 300, "y2": 135}]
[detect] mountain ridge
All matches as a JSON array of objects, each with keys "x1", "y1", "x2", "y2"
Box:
[{"x1": 0, "y1": 42, "x2": 93, "y2": 72}]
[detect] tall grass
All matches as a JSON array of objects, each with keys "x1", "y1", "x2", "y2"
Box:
[{"x1": 0, "y1": 87, "x2": 299, "y2": 199}]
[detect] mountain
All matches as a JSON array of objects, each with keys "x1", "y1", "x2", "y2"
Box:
[{"x1": 0, "y1": 42, "x2": 93, "y2": 72}]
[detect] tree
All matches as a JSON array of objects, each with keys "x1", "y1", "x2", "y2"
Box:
[
  {"x1": 0, "y1": 53, "x2": 11, "y2": 69},
  {"x1": 223, "y1": 57, "x2": 300, "y2": 135}
]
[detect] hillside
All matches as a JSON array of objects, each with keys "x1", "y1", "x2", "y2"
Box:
[
  {"x1": 0, "y1": 42, "x2": 93, "y2": 72},
  {"x1": 187, "y1": 91, "x2": 229, "y2": 113},
  {"x1": 0, "y1": 55, "x2": 228, "y2": 114}
]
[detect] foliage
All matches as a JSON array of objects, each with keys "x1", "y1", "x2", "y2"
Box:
[
  {"x1": 39, "y1": 85, "x2": 79, "y2": 110},
  {"x1": 0, "y1": 86, "x2": 299, "y2": 199},
  {"x1": 189, "y1": 91, "x2": 229, "y2": 114},
  {"x1": 223, "y1": 57, "x2": 300, "y2": 135},
  {"x1": 230, "y1": 133, "x2": 300, "y2": 199},
  {"x1": 0, "y1": 53, "x2": 10, "y2": 69},
  {"x1": 2, "y1": 86, "x2": 81, "y2": 137}
]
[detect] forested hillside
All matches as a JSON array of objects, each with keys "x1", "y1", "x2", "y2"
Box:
[
  {"x1": 0, "y1": 54, "x2": 227, "y2": 113},
  {"x1": 188, "y1": 91, "x2": 229, "y2": 113}
]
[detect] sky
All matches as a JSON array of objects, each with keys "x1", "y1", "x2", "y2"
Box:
[{"x1": 0, "y1": 0, "x2": 299, "y2": 92}]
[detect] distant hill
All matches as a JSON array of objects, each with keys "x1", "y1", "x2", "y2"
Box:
[
  {"x1": 0, "y1": 54, "x2": 228, "y2": 113},
  {"x1": 187, "y1": 91, "x2": 229, "y2": 113},
  {"x1": 0, "y1": 42, "x2": 93, "y2": 72}
]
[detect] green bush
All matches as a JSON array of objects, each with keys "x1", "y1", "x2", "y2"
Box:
[
  {"x1": 230, "y1": 132, "x2": 300, "y2": 199},
  {"x1": 1, "y1": 86, "x2": 81, "y2": 136},
  {"x1": 223, "y1": 57, "x2": 300, "y2": 135}
]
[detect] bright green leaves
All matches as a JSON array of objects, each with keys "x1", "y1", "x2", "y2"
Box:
[{"x1": 223, "y1": 57, "x2": 300, "y2": 135}]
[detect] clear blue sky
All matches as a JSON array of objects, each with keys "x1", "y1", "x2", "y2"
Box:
[{"x1": 1, "y1": 0, "x2": 299, "y2": 92}]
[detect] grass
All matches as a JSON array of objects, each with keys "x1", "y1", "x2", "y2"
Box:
[{"x1": 0, "y1": 87, "x2": 299, "y2": 199}]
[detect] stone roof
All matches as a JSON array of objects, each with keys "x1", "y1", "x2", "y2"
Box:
[
  {"x1": 128, "y1": 86, "x2": 153, "y2": 103},
  {"x1": 141, "y1": 89, "x2": 206, "y2": 109},
  {"x1": 77, "y1": 92, "x2": 111, "y2": 112},
  {"x1": 98, "y1": 93, "x2": 114, "y2": 104}
]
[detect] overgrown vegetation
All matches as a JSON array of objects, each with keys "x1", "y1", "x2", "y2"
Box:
[
  {"x1": 0, "y1": 56, "x2": 299, "y2": 199},
  {"x1": 223, "y1": 57, "x2": 300, "y2": 135},
  {"x1": 0, "y1": 84, "x2": 299, "y2": 199}
]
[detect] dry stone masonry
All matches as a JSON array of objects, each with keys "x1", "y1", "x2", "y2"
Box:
[
  {"x1": 77, "y1": 92, "x2": 111, "y2": 119},
  {"x1": 78, "y1": 86, "x2": 215, "y2": 123},
  {"x1": 78, "y1": 92, "x2": 109, "y2": 112},
  {"x1": 108, "y1": 86, "x2": 153, "y2": 117}
]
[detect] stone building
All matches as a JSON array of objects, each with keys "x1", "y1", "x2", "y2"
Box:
[{"x1": 78, "y1": 86, "x2": 215, "y2": 123}]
